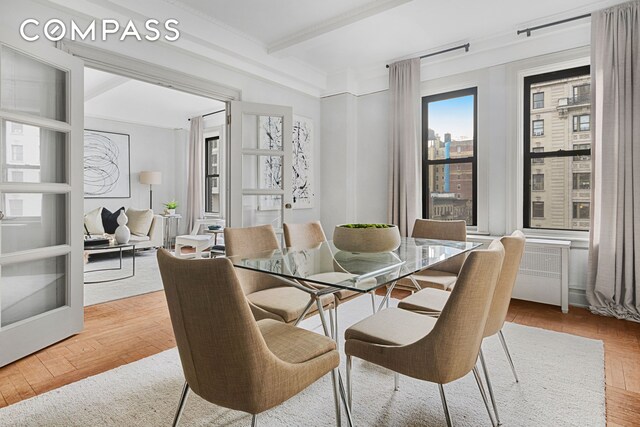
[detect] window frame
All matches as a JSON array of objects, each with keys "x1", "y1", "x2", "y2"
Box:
[
  {"x1": 532, "y1": 92, "x2": 544, "y2": 109},
  {"x1": 573, "y1": 172, "x2": 591, "y2": 190},
  {"x1": 531, "y1": 173, "x2": 544, "y2": 191},
  {"x1": 523, "y1": 65, "x2": 591, "y2": 230},
  {"x1": 421, "y1": 87, "x2": 478, "y2": 226},
  {"x1": 573, "y1": 201, "x2": 590, "y2": 220},
  {"x1": 573, "y1": 114, "x2": 590, "y2": 132},
  {"x1": 532, "y1": 201, "x2": 545, "y2": 219},
  {"x1": 532, "y1": 119, "x2": 544, "y2": 136},
  {"x1": 204, "y1": 135, "x2": 220, "y2": 214}
]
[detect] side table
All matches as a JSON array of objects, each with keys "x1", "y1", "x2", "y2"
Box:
[{"x1": 163, "y1": 214, "x2": 182, "y2": 249}]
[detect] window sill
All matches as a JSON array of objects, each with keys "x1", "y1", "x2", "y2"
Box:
[{"x1": 523, "y1": 228, "x2": 589, "y2": 248}]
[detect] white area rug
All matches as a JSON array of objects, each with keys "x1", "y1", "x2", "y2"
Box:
[
  {"x1": 2, "y1": 297, "x2": 605, "y2": 426},
  {"x1": 84, "y1": 250, "x2": 163, "y2": 306}
]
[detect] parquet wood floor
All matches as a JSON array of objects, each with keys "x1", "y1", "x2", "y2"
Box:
[{"x1": 1, "y1": 290, "x2": 638, "y2": 426}]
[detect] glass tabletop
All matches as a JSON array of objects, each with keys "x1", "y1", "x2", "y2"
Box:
[{"x1": 228, "y1": 237, "x2": 481, "y2": 293}]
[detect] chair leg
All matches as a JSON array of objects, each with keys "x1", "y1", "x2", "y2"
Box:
[
  {"x1": 472, "y1": 366, "x2": 497, "y2": 427},
  {"x1": 338, "y1": 371, "x2": 355, "y2": 427},
  {"x1": 370, "y1": 291, "x2": 376, "y2": 313},
  {"x1": 479, "y1": 348, "x2": 500, "y2": 425},
  {"x1": 498, "y1": 329, "x2": 519, "y2": 383},
  {"x1": 438, "y1": 384, "x2": 453, "y2": 427},
  {"x1": 172, "y1": 381, "x2": 190, "y2": 427},
  {"x1": 394, "y1": 372, "x2": 400, "y2": 391},
  {"x1": 330, "y1": 368, "x2": 342, "y2": 427},
  {"x1": 328, "y1": 306, "x2": 335, "y2": 340},
  {"x1": 251, "y1": 414, "x2": 257, "y2": 427},
  {"x1": 334, "y1": 303, "x2": 340, "y2": 350},
  {"x1": 346, "y1": 355, "x2": 353, "y2": 409}
]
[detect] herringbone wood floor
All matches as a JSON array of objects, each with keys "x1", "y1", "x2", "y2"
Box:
[{"x1": 0, "y1": 290, "x2": 639, "y2": 426}]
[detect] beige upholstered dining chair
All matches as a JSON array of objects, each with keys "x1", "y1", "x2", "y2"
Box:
[
  {"x1": 399, "y1": 219, "x2": 467, "y2": 291},
  {"x1": 157, "y1": 249, "x2": 343, "y2": 427},
  {"x1": 397, "y1": 230, "x2": 526, "y2": 425},
  {"x1": 224, "y1": 224, "x2": 334, "y2": 324},
  {"x1": 344, "y1": 240, "x2": 505, "y2": 427},
  {"x1": 283, "y1": 221, "x2": 327, "y2": 249},
  {"x1": 283, "y1": 221, "x2": 377, "y2": 341}
]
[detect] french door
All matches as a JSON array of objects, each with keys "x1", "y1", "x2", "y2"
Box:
[
  {"x1": 228, "y1": 102, "x2": 293, "y2": 232},
  {"x1": 0, "y1": 30, "x2": 84, "y2": 366}
]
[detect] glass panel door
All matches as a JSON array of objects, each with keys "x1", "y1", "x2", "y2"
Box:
[
  {"x1": 0, "y1": 29, "x2": 83, "y2": 367},
  {"x1": 229, "y1": 102, "x2": 293, "y2": 234}
]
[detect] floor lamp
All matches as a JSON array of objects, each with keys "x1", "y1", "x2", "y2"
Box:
[{"x1": 139, "y1": 171, "x2": 162, "y2": 210}]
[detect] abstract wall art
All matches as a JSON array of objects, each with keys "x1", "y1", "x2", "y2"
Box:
[
  {"x1": 292, "y1": 115, "x2": 314, "y2": 209},
  {"x1": 83, "y1": 130, "x2": 131, "y2": 199},
  {"x1": 255, "y1": 115, "x2": 314, "y2": 211}
]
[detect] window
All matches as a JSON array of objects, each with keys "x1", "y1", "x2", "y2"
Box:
[
  {"x1": 532, "y1": 174, "x2": 544, "y2": 191},
  {"x1": 422, "y1": 87, "x2": 477, "y2": 226},
  {"x1": 573, "y1": 173, "x2": 591, "y2": 190},
  {"x1": 532, "y1": 92, "x2": 544, "y2": 109},
  {"x1": 10, "y1": 170, "x2": 24, "y2": 182},
  {"x1": 532, "y1": 120, "x2": 544, "y2": 136},
  {"x1": 532, "y1": 202, "x2": 544, "y2": 218},
  {"x1": 532, "y1": 147, "x2": 544, "y2": 164},
  {"x1": 573, "y1": 143, "x2": 591, "y2": 161},
  {"x1": 8, "y1": 199, "x2": 23, "y2": 217},
  {"x1": 205, "y1": 136, "x2": 221, "y2": 214},
  {"x1": 524, "y1": 65, "x2": 591, "y2": 231},
  {"x1": 573, "y1": 202, "x2": 590, "y2": 220},
  {"x1": 573, "y1": 84, "x2": 590, "y2": 103},
  {"x1": 573, "y1": 114, "x2": 590, "y2": 132},
  {"x1": 10, "y1": 122, "x2": 23, "y2": 135},
  {"x1": 11, "y1": 144, "x2": 23, "y2": 162}
]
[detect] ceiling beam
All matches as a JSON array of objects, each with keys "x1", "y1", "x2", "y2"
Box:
[
  {"x1": 267, "y1": 0, "x2": 412, "y2": 55},
  {"x1": 84, "y1": 75, "x2": 130, "y2": 102}
]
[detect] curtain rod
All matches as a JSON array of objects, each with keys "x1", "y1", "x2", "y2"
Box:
[
  {"x1": 385, "y1": 43, "x2": 470, "y2": 68},
  {"x1": 517, "y1": 13, "x2": 591, "y2": 37},
  {"x1": 188, "y1": 108, "x2": 226, "y2": 121}
]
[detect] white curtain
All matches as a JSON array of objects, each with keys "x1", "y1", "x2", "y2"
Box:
[
  {"x1": 186, "y1": 116, "x2": 204, "y2": 234},
  {"x1": 387, "y1": 58, "x2": 422, "y2": 236},
  {"x1": 587, "y1": 1, "x2": 640, "y2": 322}
]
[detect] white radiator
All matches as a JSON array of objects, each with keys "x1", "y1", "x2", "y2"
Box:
[{"x1": 468, "y1": 236, "x2": 570, "y2": 313}]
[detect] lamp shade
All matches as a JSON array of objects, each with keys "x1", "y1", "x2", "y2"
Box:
[{"x1": 139, "y1": 171, "x2": 161, "y2": 185}]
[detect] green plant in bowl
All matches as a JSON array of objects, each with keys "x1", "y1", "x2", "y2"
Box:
[
  {"x1": 340, "y1": 223, "x2": 392, "y2": 229},
  {"x1": 164, "y1": 200, "x2": 178, "y2": 209}
]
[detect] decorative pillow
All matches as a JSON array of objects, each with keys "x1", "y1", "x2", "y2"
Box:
[
  {"x1": 84, "y1": 207, "x2": 104, "y2": 235},
  {"x1": 102, "y1": 207, "x2": 124, "y2": 234},
  {"x1": 126, "y1": 208, "x2": 154, "y2": 237}
]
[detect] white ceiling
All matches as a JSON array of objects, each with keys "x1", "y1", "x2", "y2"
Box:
[
  {"x1": 43, "y1": 0, "x2": 626, "y2": 96},
  {"x1": 84, "y1": 67, "x2": 225, "y2": 129},
  {"x1": 175, "y1": 0, "x2": 614, "y2": 74}
]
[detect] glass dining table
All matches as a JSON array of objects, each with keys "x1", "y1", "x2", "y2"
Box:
[
  {"x1": 228, "y1": 237, "x2": 480, "y2": 332},
  {"x1": 227, "y1": 237, "x2": 480, "y2": 426}
]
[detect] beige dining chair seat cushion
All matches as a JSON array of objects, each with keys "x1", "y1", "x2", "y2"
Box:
[
  {"x1": 258, "y1": 318, "x2": 337, "y2": 364},
  {"x1": 345, "y1": 307, "x2": 438, "y2": 347},
  {"x1": 397, "y1": 288, "x2": 450, "y2": 313},
  {"x1": 247, "y1": 286, "x2": 333, "y2": 323},
  {"x1": 412, "y1": 269, "x2": 458, "y2": 290}
]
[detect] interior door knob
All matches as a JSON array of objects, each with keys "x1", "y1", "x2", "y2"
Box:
[
  {"x1": 0, "y1": 210, "x2": 4, "y2": 220},
  {"x1": 284, "y1": 203, "x2": 292, "y2": 209}
]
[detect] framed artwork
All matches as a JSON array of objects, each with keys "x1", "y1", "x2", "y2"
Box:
[
  {"x1": 255, "y1": 115, "x2": 315, "y2": 210},
  {"x1": 258, "y1": 116, "x2": 283, "y2": 211},
  {"x1": 292, "y1": 115, "x2": 314, "y2": 209},
  {"x1": 83, "y1": 130, "x2": 131, "y2": 198}
]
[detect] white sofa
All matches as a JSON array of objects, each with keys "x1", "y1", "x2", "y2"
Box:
[{"x1": 85, "y1": 214, "x2": 165, "y2": 254}]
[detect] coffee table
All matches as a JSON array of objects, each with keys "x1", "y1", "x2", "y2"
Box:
[{"x1": 84, "y1": 242, "x2": 136, "y2": 284}]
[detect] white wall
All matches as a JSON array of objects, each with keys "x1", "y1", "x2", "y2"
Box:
[
  {"x1": 83, "y1": 117, "x2": 188, "y2": 216},
  {"x1": 322, "y1": 46, "x2": 592, "y2": 307}
]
